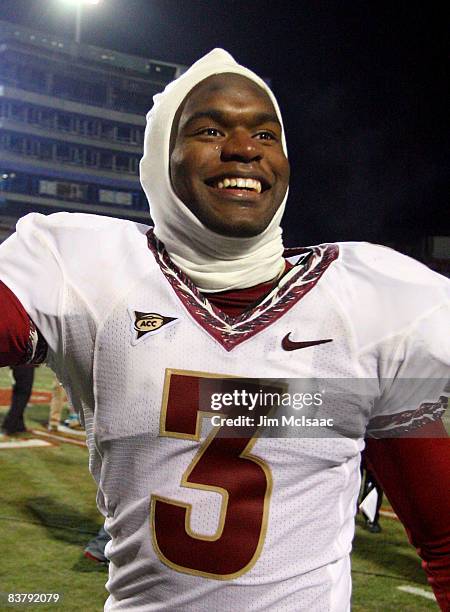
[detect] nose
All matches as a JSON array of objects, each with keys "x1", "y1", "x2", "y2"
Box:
[{"x1": 220, "y1": 129, "x2": 263, "y2": 163}]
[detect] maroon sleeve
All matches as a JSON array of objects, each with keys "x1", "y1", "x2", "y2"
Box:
[
  {"x1": 365, "y1": 421, "x2": 450, "y2": 611},
  {"x1": 0, "y1": 279, "x2": 33, "y2": 366}
]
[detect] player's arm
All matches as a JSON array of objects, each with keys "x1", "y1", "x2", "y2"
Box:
[
  {"x1": 0, "y1": 214, "x2": 65, "y2": 368},
  {"x1": 365, "y1": 425, "x2": 450, "y2": 612},
  {"x1": 0, "y1": 279, "x2": 46, "y2": 367}
]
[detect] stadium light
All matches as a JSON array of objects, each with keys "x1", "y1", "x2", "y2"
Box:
[
  {"x1": 61, "y1": 0, "x2": 101, "y2": 4},
  {"x1": 59, "y1": 0, "x2": 103, "y2": 44}
]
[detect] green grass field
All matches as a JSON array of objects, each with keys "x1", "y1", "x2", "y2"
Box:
[{"x1": 0, "y1": 367, "x2": 439, "y2": 610}]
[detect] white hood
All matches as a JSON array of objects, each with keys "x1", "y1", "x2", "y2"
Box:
[{"x1": 140, "y1": 48, "x2": 288, "y2": 292}]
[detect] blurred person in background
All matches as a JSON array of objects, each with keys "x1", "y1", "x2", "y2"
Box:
[
  {"x1": 47, "y1": 374, "x2": 82, "y2": 432},
  {"x1": 1, "y1": 365, "x2": 35, "y2": 435},
  {"x1": 360, "y1": 456, "x2": 384, "y2": 533}
]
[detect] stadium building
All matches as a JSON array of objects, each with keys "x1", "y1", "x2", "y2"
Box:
[
  {"x1": 0, "y1": 19, "x2": 185, "y2": 242},
  {"x1": 0, "y1": 19, "x2": 447, "y2": 273}
]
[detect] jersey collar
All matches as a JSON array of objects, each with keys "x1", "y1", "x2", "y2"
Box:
[{"x1": 147, "y1": 229, "x2": 339, "y2": 352}]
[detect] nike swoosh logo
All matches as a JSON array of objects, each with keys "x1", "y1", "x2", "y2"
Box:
[{"x1": 282, "y1": 333, "x2": 333, "y2": 351}]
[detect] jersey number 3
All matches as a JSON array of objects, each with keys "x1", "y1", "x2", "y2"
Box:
[{"x1": 150, "y1": 369, "x2": 272, "y2": 580}]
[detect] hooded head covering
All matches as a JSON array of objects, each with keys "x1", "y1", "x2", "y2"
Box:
[{"x1": 140, "y1": 48, "x2": 288, "y2": 292}]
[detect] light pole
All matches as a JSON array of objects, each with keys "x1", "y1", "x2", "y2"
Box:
[
  {"x1": 75, "y1": 3, "x2": 82, "y2": 44},
  {"x1": 59, "y1": 0, "x2": 102, "y2": 44}
]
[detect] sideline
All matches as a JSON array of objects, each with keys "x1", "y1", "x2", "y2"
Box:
[
  {"x1": 31, "y1": 429, "x2": 87, "y2": 448},
  {"x1": 379, "y1": 508, "x2": 398, "y2": 520},
  {"x1": 397, "y1": 585, "x2": 436, "y2": 601},
  {"x1": 0, "y1": 438, "x2": 52, "y2": 449},
  {"x1": 0, "y1": 387, "x2": 52, "y2": 405}
]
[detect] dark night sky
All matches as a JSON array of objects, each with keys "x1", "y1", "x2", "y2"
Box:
[{"x1": 1, "y1": 0, "x2": 448, "y2": 247}]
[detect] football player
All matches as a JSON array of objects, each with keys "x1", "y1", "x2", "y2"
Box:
[{"x1": 0, "y1": 49, "x2": 449, "y2": 611}]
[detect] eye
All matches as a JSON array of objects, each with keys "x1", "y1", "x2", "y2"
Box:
[
  {"x1": 197, "y1": 127, "x2": 223, "y2": 137},
  {"x1": 255, "y1": 131, "x2": 277, "y2": 141}
]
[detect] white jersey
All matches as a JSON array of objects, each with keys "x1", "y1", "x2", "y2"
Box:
[{"x1": 0, "y1": 212, "x2": 448, "y2": 612}]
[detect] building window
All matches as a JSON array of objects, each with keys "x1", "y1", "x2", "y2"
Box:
[
  {"x1": 72, "y1": 116, "x2": 80, "y2": 132},
  {"x1": 69, "y1": 147, "x2": 83, "y2": 165},
  {"x1": 0, "y1": 101, "x2": 9, "y2": 119},
  {"x1": 132, "y1": 128, "x2": 143, "y2": 144},
  {"x1": 28, "y1": 107, "x2": 40, "y2": 124},
  {"x1": 40, "y1": 109, "x2": 55, "y2": 128},
  {"x1": 26, "y1": 140, "x2": 40, "y2": 157},
  {"x1": 0, "y1": 60, "x2": 17, "y2": 84},
  {"x1": 99, "y1": 189, "x2": 132, "y2": 206},
  {"x1": 58, "y1": 182, "x2": 86, "y2": 200},
  {"x1": 39, "y1": 180, "x2": 57, "y2": 196},
  {"x1": 116, "y1": 125, "x2": 132, "y2": 142},
  {"x1": 52, "y1": 74, "x2": 106, "y2": 106},
  {"x1": 112, "y1": 87, "x2": 151, "y2": 114},
  {"x1": 101, "y1": 123, "x2": 114, "y2": 140},
  {"x1": 8, "y1": 134, "x2": 25, "y2": 154},
  {"x1": 85, "y1": 150, "x2": 98, "y2": 167},
  {"x1": 56, "y1": 143, "x2": 70, "y2": 162},
  {"x1": 10, "y1": 103, "x2": 25, "y2": 121},
  {"x1": 39, "y1": 142, "x2": 53, "y2": 160},
  {"x1": 81, "y1": 118, "x2": 100, "y2": 137},
  {"x1": 115, "y1": 154, "x2": 130, "y2": 172},
  {"x1": 18, "y1": 65, "x2": 46, "y2": 93},
  {"x1": 39, "y1": 179, "x2": 87, "y2": 201},
  {"x1": 130, "y1": 158, "x2": 139, "y2": 174},
  {"x1": 57, "y1": 113, "x2": 72, "y2": 132},
  {"x1": 99, "y1": 152, "x2": 113, "y2": 169}
]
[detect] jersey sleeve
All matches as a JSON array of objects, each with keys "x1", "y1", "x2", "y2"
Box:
[
  {"x1": 0, "y1": 213, "x2": 64, "y2": 357},
  {"x1": 365, "y1": 436, "x2": 450, "y2": 610},
  {"x1": 367, "y1": 301, "x2": 450, "y2": 438},
  {"x1": 0, "y1": 280, "x2": 43, "y2": 366},
  {"x1": 336, "y1": 242, "x2": 450, "y2": 438}
]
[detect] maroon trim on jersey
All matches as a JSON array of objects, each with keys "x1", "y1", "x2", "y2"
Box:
[
  {"x1": 146, "y1": 230, "x2": 339, "y2": 351},
  {"x1": 28, "y1": 318, "x2": 48, "y2": 365},
  {"x1": 206, "y1": 276, "x2": 285, "y2": 318},
  {"x1": 367, "y1": 396, "x2": 448, "y2": 438}
]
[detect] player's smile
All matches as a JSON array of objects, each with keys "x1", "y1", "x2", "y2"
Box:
[
  {"x1": 202, "y1": 168, "x2": 273, "y2": 206},
  {"x1": 204, "y1": 173, "x2": 270, "y2": 199},
  {"x1": 170, "y1": 73, "x2": 290, "y2": 237}
]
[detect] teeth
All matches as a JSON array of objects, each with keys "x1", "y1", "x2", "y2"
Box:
[{"x1": 214, "y1": 177, "x2": 263, "y2": 193}]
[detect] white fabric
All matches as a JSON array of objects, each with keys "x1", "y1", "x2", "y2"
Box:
[
  {"x1": 359, "y1": 488, "x2": 378, "y2": 523},
  {"x1": 140, "y1": 48, "x2": 288, "y2": 292},
  {"x1": 0, "y1": 212, "x2": 449, "y2": 611}
]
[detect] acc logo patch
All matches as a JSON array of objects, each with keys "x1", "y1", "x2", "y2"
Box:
[{"x1": 130, "y1": 310, "x2": 178, "y2": 345}]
